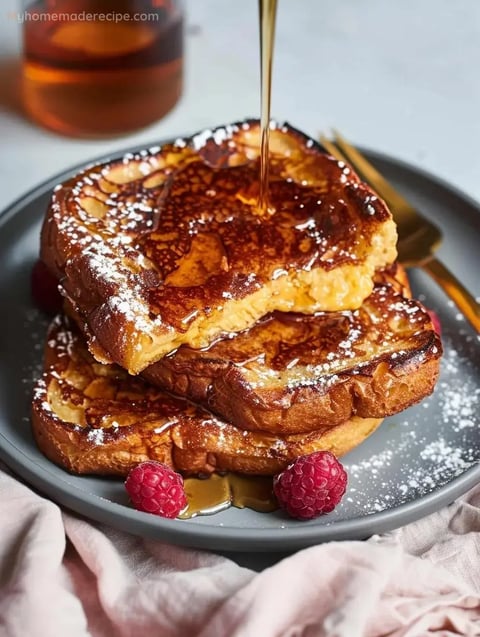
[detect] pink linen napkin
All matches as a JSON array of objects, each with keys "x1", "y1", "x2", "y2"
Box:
[{"x1": 0, "y1": 466, "x2": 479, "y2": 637}]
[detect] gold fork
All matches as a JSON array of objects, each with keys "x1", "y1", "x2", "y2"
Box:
[{"x1": 319, "y1": 130, "x2": 480, "y2": 333}]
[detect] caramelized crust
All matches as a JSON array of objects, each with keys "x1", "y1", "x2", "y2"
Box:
[
  {"x1": 143, "y1": 264, "x2": 443, "y2": 434},
  {"x1": 31, "y1": 316, "x2": 383, "y2": 477},
  {"x1": 41, "y1": 120, "x2": 397, "y2": 373}
]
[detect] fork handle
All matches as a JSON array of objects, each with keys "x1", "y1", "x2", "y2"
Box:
[{"x1": 421, "y1": 257, "x2": 480, "y2": 333}]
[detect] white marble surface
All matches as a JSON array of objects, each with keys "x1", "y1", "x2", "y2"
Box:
[{"x1": 1, "y1": 0, "x2": 480, "y2": 211}]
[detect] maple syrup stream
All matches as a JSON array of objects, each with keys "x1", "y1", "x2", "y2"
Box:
[
  {"x1": 179, "y1": 1, "x2": 280, "y2": 519},
  {"x1": 259, "y1": 0, "x2": 278, "y2": 214}
]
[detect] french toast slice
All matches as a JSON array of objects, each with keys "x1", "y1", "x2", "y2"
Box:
[
  {"x1": 143, "y1": 264, "x2": 442, "y2": 434},
  {"x1": 31, "y1": 315, "x2": 383, "y2": 477},
  {"x1": 41, "y1": 120, "x2": 397, "y2": 374}
]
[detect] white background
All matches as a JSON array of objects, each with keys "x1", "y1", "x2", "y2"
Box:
[{"x1": 1, "y1": 0, "x2": 479, "y2": 210}]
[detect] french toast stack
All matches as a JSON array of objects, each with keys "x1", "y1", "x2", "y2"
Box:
[{"x1": 32, "y1": 121, "x2": 442, "y2": 477}]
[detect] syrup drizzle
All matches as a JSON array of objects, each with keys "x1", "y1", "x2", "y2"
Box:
[
  {"x1": 179, "y1": 473, "x2": 277, "y2": 519},
  {"x1": 258, "y1": 0, "x2": 278, "y2": 214}
]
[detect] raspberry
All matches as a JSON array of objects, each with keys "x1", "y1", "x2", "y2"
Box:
[
  {"x1": 427, "y1": 308, "x2": 442, "y2": 335},
  {"x1": 273, "y1": 451, "x2": 348, "y2": 520},
  {"x1": 125, "y1": 461, "x2": 187, "y2": 518},
  {"x1": 31, "y1": 259, "x2": 62, "y2": 315}
]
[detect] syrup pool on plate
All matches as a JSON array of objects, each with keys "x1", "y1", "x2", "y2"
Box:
[{"x1": 179, "y1": 474, "x2": 278, "y2": 519}]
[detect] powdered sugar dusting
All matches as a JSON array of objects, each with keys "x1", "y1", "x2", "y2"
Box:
[
  {"x1": 22, "y1": 308, "x2": 49, "y2": 393},
  {"x1": 335, "y1": 307, "x2": 480, "y2": 519},
  {"x1": 17, "y1": 275, "x2": 480, "y2": 530},
  {"x1": 87, "y1": 429, "x2": 105, "y2": 445},
  {"x1": 49, "y1": 145, "x2": 182, "y2": 354}
]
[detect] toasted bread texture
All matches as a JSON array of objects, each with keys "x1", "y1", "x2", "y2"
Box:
[
  {"x1": 41, "y1": 120, "x2": 397, "y2": 373},
  {"x1": 143, "y1": 264, "x2": 442, "y2": 434},
  {"x1": 31, "y1": 316, "x2": 383, "y2": 477}
]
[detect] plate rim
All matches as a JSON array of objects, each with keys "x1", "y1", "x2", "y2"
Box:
[
  {"x1": 0, "y1": 139, "x2": 479, "y2": 552},
  {"x1": 1, "y1": 434, "x2": 479, "y2": 551}
]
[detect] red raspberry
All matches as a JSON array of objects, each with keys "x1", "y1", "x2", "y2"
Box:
[
  {"x1": 31, "y1": 259, "x2": 62, "y2": 315},
  {"x1": 125, "y1": 461, "x2": 187, "y2": 518},
  {"x1": 427, "y1": 308, "x2": 442, "y2": 335},
  {"x1": 273, "y1": 451, "x2": 347, "y2": 520}
]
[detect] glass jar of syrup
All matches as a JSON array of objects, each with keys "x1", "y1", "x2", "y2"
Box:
[{"x1": 21, "y1": 0, "x2": 184, "y2": 137}]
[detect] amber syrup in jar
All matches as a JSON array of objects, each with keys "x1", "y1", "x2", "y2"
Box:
[{"x1": 21, "y1": 0, "x2": 184, "y2": 137}]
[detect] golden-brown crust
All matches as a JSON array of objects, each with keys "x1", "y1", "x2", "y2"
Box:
[
  {"x1": 143, "y1": 265, "x2": 442, "y2": 434},
  {"x1": 31, "y1": 399, "x2": 383, "y2": 477},
  {"x1": 41, "y1": 120, "x2": 397, "y2": 373},
  {"x1": 31, "y1": 316, "x2": 383, "y2": 477}
]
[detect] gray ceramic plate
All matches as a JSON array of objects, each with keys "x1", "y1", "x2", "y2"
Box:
[{"x1": 0, "y1": 145, "x2": 479, "y2": 552}]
